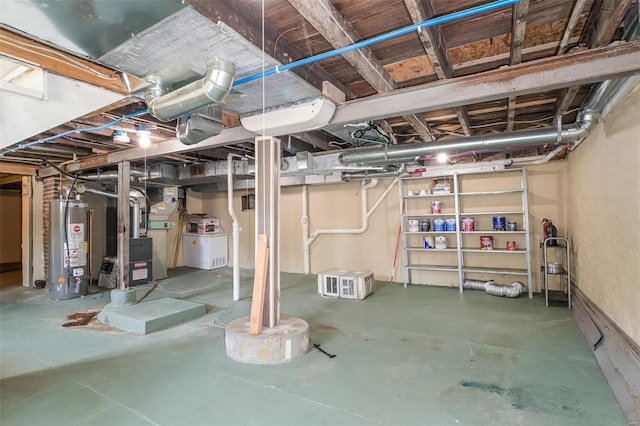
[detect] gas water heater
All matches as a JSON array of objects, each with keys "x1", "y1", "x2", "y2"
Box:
[{"x1": 49, "y1": 198, "x2": 88, "y2": 300}]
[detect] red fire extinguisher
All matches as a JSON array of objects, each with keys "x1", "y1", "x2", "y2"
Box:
[{"x1": 542, "y1": 218, "x2": 557, "y2": 246}]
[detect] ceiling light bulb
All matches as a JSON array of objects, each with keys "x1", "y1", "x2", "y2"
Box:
[
  {"x1": 136, "y1": 125, "x2": 151, "y2": 148},
  {"x1": 437, "y1": 153, "x2": 448, "y2": 163}
]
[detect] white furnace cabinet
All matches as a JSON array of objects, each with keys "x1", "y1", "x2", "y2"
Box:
[{"x1": 182, "y1": 233, "x2": 228, "y2": 270}]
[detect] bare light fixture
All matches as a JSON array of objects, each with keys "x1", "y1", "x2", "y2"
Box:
[
  {"x1": 437, "y1": 153, "x2": 448, "y2": 163},
  {"x1": 113, "y1": 129, "x2": 130, "y2": 143},
  {"x1": 136, "y1": 125, "x2": 151, "y2": 148}
]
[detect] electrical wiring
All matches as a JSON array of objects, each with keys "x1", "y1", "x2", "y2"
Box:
[{"x1": 38, "y1": 160, "x2": 94, "y2": 182}]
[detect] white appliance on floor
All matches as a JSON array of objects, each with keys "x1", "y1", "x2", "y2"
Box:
[
  {"x1": 182, "y1": 233, "x2": 228, "y2": 270},
  {"x1": 318, "y1": 269, "x2": 375, "y2": 300}
]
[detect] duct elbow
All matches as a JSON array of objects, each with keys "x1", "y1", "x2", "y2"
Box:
[
  {"x1": 176, "y1": 105, "x2": 224, "y2": 145},
  {"x1": 148, "y1": 58, "x2": 235, "y2": 122}
]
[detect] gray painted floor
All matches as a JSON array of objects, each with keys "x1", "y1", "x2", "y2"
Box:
[{"x1": 0, "y1": 268, "x2": 626, "y2": 426}]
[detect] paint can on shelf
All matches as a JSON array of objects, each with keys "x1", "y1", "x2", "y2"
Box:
[
  {"x1": 480, "y1": 236, "x2": 494, "y2": 250},
  {"x1": 431, "y1": 201, "x2": 442, "y2": 214},
  {"x1": 493, "y1": 216, "x2": 506, "y2": 231},
  {"x1": 445, "y1": 218, "x2": 457, "y2": 231},
  {"x1": 507, "y1": 221, "x2": 517, "y2": 231},
  {"x1": 435, "y1": 235, "x2": 447, "y2": 249},
  {"x1": 507, "y1": 241, "x2": 517, "y2": 251},
  {"x1": 408, "y1": 219, "x2": 419, "y2": 232},
  {"x1": 423, "y1": 236, "x2": 435, "y2": 249},
  {"x1": 462, "y1": 217, "x2": 475, "y2": 231},
  {"x1": 433, "y1": 218, "x2": 445, "y2": 232},
  {"x1": 419, "y1": 218, "x2": 431, "y2": 232}
]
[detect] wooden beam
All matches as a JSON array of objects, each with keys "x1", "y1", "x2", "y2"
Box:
[
  {"x1": 558, "y1": 0, "x2": 589, "y2": 54},
  {"x1": 185, "y1": 0, "x2": 355, "y2": 100},
  {"x1": 510, "y1": 0, "x2": 530, "y2": 65},
  {"x1": 291, "y1": 132, "x2": 333, "y2": 151},
  {"x1": 556, "y1": 0, "x2": 634, "y2": 120},
  {"x1": 330, "y1": 40, "x2": 640, "y2": 128},
  {"x1": 403, "y1": 114, "x2": 436, "y2": 142},
  {"x1": 507, "y1": 0, "x2": 530, "y2": 132},
  {"x1": 552, "y1": 86, "x2": 581, "y2": 123},
  {"x1": 0, "y1": 28, "x2": 142, "y2": 95},
  {"x1": 0, "y1": 175, "x2": 23, "y2": 185},
  {"x1": 404, "y1": 0, "x2": 472, "y2": 136},
  {"x1": 288, "y1": 0, "x2": 435, "y2": 141},
  {"x1": 582, "y1": 0, "x2": 636, "y2": 48},
  {"x1": 0, "y1": 162, "x2": 36, "y2": 175},
  {"x1": 288, "y1": 0, "x2": 396, "y2": 92}
]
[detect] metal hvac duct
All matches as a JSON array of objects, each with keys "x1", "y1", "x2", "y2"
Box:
[
  {"x1": 176, "y1": 105, "x2": 224, "y2": 145},
  {"x1": 80, "y1": 169, "x2": 147, "y2": 181},
  {"x1": 146, "y1": 58, "x2": 235, "y2": 122},
  {"x1": 337, "y1": 76, "x2": 639, "y2": 165},
  {"x1": 82, "y1": 187, "x2": 144, "y2": 238}
]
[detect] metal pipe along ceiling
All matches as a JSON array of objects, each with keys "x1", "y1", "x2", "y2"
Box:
[
  {"x1": 147, "y1": 58, "x2": 235, "y2": 122},
  {"x1": 338, "y1": 76, "x2": 640, "y2": 165}
]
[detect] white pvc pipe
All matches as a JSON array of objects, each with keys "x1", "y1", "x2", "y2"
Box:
[
  {"x1": 303, "y1": 178, "x2": 398, "y2": 270},
  {"x1": 302, "y1": 185, "x2": 310, "y2": 274},
  {"x1": 227, "y1": 153, "x2": 242, "y2": 301}
]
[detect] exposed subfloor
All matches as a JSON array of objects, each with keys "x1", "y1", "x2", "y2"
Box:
[{"x1": 0, "y1": 267, "x2": 626, "y2": 426}]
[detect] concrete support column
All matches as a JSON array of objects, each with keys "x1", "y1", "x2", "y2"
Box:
[
  {"x1": 255, "y1": 136, "x2": 280, "y2": 329},
  {"x1": 117, "y1": 161, "x2": 130, "y2": 290}
]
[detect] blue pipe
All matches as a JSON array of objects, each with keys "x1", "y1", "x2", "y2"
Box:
[
  {"x1": 233, "y1": 0, "x2": 522, "y2": 86},
  {"x1": 1, "y1": 109, "x2": 149, "y2": 156}
]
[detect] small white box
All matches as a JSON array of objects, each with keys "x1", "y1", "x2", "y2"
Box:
[{"x1": 182, "y1": 233, "x2": 228, "y2": 270}]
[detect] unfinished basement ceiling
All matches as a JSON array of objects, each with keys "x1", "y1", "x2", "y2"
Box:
[{"x1": 0, "y1": 0, "x2": 639, "y2": 172}]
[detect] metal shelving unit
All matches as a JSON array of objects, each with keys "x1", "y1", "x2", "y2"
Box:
[
  {"x1": 399, "y1": 168, "x2": 532, "y2": 298},
  {"x1": 541, "y1": 237, "x2": 571, "y2": 308}
]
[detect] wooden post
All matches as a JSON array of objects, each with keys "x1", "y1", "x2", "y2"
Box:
[{"x1": 249, "y1": 234, "x2": 269, "y2": 335}]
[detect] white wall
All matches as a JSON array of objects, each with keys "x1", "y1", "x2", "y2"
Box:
[
  {"x1": 195, "y1": 164, "x2": 567, "y2": 289},
  {"x1": 567, "y1": 87, "x2": 640, "y2": 344}
]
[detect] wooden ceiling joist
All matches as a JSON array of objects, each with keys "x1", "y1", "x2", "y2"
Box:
[
  {"x1": 507, "y1": 0, "x2": 530, "y2": 132},
  {"x1": 557, "y1": 0, "x2": 589, "y2": 54},
  {"x1": 287, "y1": 0, "x2": 437, "y2": 142},
  {"x1": 554, "y1": 0, "x2": 635, "y2": 121},
  {"x1": 0, "y1": 162, "x2": 37, "y2": 175},
  {"x1": 404, "y1": 0, "x2": 472, "y2": 136},
  {"x1": 330, "y1": 40, "x2": 640, "y2": 127}
]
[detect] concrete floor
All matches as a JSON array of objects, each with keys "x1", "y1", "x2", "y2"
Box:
[{"x1": 0, "y1": 267, "x2": 626, "y2": 426}]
